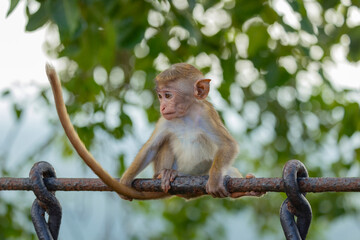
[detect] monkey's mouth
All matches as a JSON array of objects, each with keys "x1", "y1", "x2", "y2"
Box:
[
  {"x1": 162, "y1": 112, "x2": 176, "y2": 120},
  {"x1": 162, "y1": 112, "x2": 176, "y2": 116}
]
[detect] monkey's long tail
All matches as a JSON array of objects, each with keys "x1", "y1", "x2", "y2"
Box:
[{"x1": 45, "y1": 63, "x2": 150, "y2": 200}]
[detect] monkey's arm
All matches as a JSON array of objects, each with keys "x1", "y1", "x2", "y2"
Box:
[
  {"x1": 119, "y1": 122, "x2": 175, "y2": 200},
  {"x1": 204, "y1": 103, "x2": 264, "y2": 198},
  {"x1": 153, "y1": 137, "x2": 176, "y2": 176},
  {"x1": 46, "y1": 64, "x2": 167, "y2": 200},
  {"x1": 207, "y1": 137, "x2": 238, "y2": 198},
  {"x1": 120, "y1": 121, "x2": 170, "y2": 184},
  {"x1": 203, "y1": 102, "x2": 239, "y2": 198}
]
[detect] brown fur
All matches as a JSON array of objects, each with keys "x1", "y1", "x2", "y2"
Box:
[
  {"x1": 47, "y1": 62, "x2": 261, "y2": 200},
  {"x1": 121, "y1": 63, "x2": 246, "y2": 199}
]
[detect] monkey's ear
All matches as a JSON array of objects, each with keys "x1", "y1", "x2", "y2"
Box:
[{"x1": 194, "y1": 79, "x2": 211, "y2": 100}]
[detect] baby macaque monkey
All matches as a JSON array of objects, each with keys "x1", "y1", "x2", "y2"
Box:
[
  {"x1": 46, "y1": 63, "x2": 262, "y2": 201},
  {"x1": 119, "y1": 63, "x2": 263, "y2": 200}
]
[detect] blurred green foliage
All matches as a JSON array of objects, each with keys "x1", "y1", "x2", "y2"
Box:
[{"x1": 2, "y1": 0, "x2": 360, "y2": 239}]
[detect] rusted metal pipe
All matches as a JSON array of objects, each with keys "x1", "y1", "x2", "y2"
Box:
[
  {"x1": 1, "y1": 160, "x2": 358, "y2": 240},
  {"x1": 1, "y1": 176, "x2": 360, "y2": 194}
]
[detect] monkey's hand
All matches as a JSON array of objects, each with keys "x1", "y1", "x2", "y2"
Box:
[
  {"x1": 230, "y1": 174, "x2": 266, "y2": 198},
  {"x1": 155, "y1": 169, "x2": 178, "y2": 193},
  {"x1": 206, "y1": 172, "x2": 229, "y2": 198},
  {"x1": 118, "y1": 178, "x2": 134, "y2": 201}
]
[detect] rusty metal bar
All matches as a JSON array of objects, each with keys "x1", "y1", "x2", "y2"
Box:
[
  {"x1": 1, "y1": 176, "x2": 360, "y2": 194},
  {"x1": 1, "y1": 160, "x2": 358, "y2": 240}
]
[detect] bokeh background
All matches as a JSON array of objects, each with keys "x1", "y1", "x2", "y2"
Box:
[{"x1": 1, "y1": 0, "x2": 360, "y2": 239}]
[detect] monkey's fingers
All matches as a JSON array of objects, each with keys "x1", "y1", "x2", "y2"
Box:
[
  {"x1": 219, "y1": 187, "x2": 230, "y2": 198},
  {"x1": 169, "y1": 170, "x2": 177, "y2": 182},
  {"x1": 159, "y1": 169, "x2": 178, "y2": 193},
  {"x1": 161, "y1": 178, "x2": 170, "y2": 193},
  {"x1": 206, "y1": 184, "x2": 229, "y2": 198},
  {"x1": 245, "y1": 173, "x2": 255, "y2": 178}
]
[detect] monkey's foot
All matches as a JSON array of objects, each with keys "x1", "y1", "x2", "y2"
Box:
[
  {"x1": 156, "y1": 169, "x2": 178, "y2": 193},
  {"x1": 230, "y1": 173, "x2": 266, "y2": 198},
  {"x1": 230, "y1": 191, "x2": 265, "y2": 198}
]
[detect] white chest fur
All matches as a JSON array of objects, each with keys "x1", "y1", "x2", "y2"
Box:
[{"x1": 167, "y1": 118, "x2": 217, "y2": 175}]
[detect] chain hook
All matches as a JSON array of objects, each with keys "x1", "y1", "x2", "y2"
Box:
[
  {"x1": 30, "y1": 161, "x2": 62, "y2": 240},
  {"x1": 280, "y1": 160, "x2": 312, "y2": 240}
]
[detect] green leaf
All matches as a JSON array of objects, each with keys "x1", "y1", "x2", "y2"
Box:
[
  {"x1": 6, "y1": 0, "x2": 20, "y2": 17},
  {"x1": 116, "y1": 22, "x2": 146, "y2": 49},
  {"x1": 13, "y1": 104, "x2": 22, "y2": 120},
  {"x1": 77, "y1": 126, "x2": 95, "y2": 148},
  {"x1": 50, "y1": 0, "x2": 80, "y2": 38},
  {"x1": 98, "y1": 21, "x2": 117, "y2": 70},
  {"x1": 318, "y1": 0, "x2": 339, "y2": 10},
  {"x1": 112, "y1": 126, "x2": 125, "y2": 139},
  {"x1": 120, "y1": 113, "x2": 133, "y2": 127},
  {"x1": 146, "y1": 105, "x2": 161, "y2": 123},
  {"x1": 231, "y1": 1, "x2": 266, "y2": 26},
  {"x1": 341, "y1": 103, "x2": 360, "y2": 136},
  {"x1": 260, "y1": 3, "x2": 279, "y2": 24},
  {"x1": 1, "y1": 89, "x2": 10, "y2": 97},
  {"x1": 40, "y1": 90, "x2": 50, "y2": 105},
  {"x1": 117, "y1": 154, "x2": 126, "y2": 175},
  {"x1": 265, "y1": 63, "x2": 292, "y2": 88},
  {"x1": 246, "y1": 23, "x2": 269, "y2": 58},
  {"x1": 300, "y1": 18, "x2": 314, "y2": 34},
  {"x1": 62, "y1": 136, "x2": 75, "y2": 158},
  {"x1": 25, "y1": 2, "x2": 50, "y2": 31},
  {"x1": 347, "y1": 26, "x2": 360, "y2": 62},
  {"x1": 353, "y1": 0, "x2": 360, "y2": 6},
  {"x1": 219, "y1": 52, "x2": 236, "y2": 102}
]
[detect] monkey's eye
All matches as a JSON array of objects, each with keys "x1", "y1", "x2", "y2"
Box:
[
  {"x1": 164, "y1": 93, "x2": 172, "y2": 99},
  {"x1": 158, "y1": 93, "x2": 162, "y2": 99}
]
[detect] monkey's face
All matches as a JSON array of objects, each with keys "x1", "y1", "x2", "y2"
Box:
[{"x1": 156, "y1": 83, "x2": 193, "y2": 121}]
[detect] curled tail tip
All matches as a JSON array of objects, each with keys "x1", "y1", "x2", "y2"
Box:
[
  {"x1": 45, "y1": 62, "x2": 54, "y2": 72},
  {"x1": 45, "y1": 63, "x2": 57, "y2": 82}
]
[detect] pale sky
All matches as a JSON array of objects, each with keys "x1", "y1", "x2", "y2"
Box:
[{"x1": 0, "y1": 1, "x2": 52, "y2": 90}]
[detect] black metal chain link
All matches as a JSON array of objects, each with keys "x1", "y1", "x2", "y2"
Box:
[
  {"x1": 29, "y1": 162, "x2": 62, "y2": 240},
  {"x1": 280, "y1": 160, "x2": 312, "y2": 240}
]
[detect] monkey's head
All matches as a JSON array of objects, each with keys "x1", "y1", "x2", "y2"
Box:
[{"x1": 155, "y1": 63, "x2": 211, "y2": 120}]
